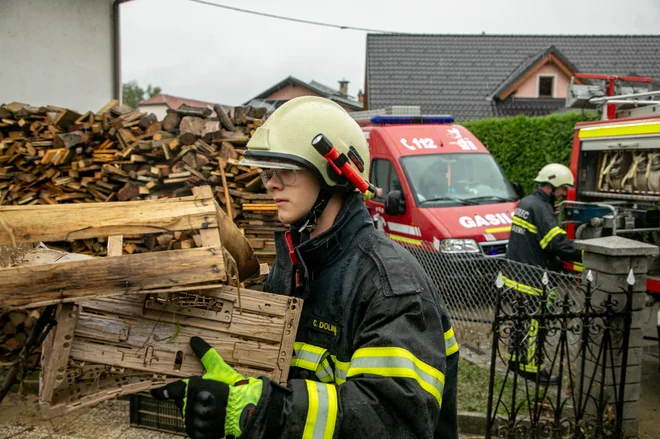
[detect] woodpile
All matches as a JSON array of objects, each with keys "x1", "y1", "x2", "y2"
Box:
[
  {"x1": 0, "y1": 310, "x2": 41, "y2": 367},
  {"x1": 0, "y1": 243, "x2": 38, "y2": 367},
  {"x1": 0, "y1": 100, "x2": 283, "y2": 264}
]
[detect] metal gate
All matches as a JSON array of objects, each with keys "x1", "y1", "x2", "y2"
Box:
[{"x1": 486, "y1": 268, "x2": 633, "y2": 438}]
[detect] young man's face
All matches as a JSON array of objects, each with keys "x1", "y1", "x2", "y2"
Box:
[
  {"x1": 554, "y1": 186, "x2": 569, "y2": 200},
  {"x1": 265, "y1": 169, "x2": 321, "y2": 225}
]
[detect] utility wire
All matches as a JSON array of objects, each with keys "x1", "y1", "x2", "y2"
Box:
[{"x1": 187, "y1": 0, "x2": 400, "y2": 33}]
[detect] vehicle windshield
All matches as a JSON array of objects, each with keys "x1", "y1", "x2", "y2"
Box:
[{"x1": 400, "y1": 153, "x2": 518, "y2": 207}]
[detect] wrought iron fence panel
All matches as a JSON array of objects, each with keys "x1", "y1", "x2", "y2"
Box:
[{"x1": 391, "y1": 238, "x2": 633, "y2": 439}]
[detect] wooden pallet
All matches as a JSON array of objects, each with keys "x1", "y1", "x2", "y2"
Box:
[
  {"x1": 37, "y1": 282, "x2": 300, "y2": 419},
  {"x1": 0, "y1": 185, "x2": 301, "y2": 418}
]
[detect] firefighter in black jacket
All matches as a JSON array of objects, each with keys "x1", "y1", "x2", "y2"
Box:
[
  {"x1": 152, "y1": 96, "x2": 459, "y2": 439},
  {"x1": 504, "y1": 163, "x2": 582, "y2": 384}
]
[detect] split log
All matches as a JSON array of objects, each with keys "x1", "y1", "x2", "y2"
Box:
[{"x1": 214, "y1": 104, "x2": 236, "y2": 132}]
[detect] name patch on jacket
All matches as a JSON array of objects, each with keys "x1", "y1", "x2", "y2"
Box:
[{"x1": 309, "y1": 316, "x2": 339, "y2": 337}]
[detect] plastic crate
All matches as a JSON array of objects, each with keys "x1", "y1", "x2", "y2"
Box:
[{"x1": 130, "y1": 392, "x2": 186, "y2": 436}]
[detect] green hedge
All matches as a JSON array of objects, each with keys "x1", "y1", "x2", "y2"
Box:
[{"x1": 460, "y1": 112, "x2": 598, "y2": 195}]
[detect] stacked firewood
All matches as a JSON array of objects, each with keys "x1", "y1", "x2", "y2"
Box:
[
  {"x1": 0, "y1": 244, "x2": 38, "y2": 366},
  {"x1": 0, "y1": 310, "x2": 41, "y2": 367},
  {"x1": 0, "y1": 101, "x2": 283, "y2": 264}
]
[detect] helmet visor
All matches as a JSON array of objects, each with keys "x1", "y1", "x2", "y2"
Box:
[{"x1": 238, "y1": 158, "x2": 303, "y2": 171}]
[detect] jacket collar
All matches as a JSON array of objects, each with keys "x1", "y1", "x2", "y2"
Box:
[
  {"x1": 532, "y1": 187, "x2": 551, "y2": 205},
  {"x1": 290, "y1": 193, "x2": 373, "y2": 271}
]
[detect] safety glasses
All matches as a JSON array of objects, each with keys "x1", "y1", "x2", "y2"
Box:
[{"x1": 261, "y1": 168, "x2": 298, "y2": 187}]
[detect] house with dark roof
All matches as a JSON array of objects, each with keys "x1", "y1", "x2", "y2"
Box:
[
  {"x1": 365, "y1": 34, "x2": 660, "y2": 121},
  {"x1": 138, "y1": 93, "x2": 233, "y2": 121},
  {"x1": 245, "y1": 76, "x2": 364, "y2": 113}
]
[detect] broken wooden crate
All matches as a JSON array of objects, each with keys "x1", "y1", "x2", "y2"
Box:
[{"x1": 0, "y1": 186, "x2": 301, "y2": 418}]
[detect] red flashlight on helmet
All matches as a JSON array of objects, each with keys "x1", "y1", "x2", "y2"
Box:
[{"x1": 311, "y1": 134, "x2": 375, "y2": 194}]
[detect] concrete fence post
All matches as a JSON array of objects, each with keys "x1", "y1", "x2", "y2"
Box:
[{"x1": 573, "y1": 236, "x2": 658, "y2": 438}]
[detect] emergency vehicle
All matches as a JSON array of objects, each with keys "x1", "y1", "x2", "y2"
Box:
[
  {"x1": 561, "y1": 74, "x2": 660, "y2": 297},
  {"x1": 351, "y1": 112, "x2": 522, "y2": 259}
]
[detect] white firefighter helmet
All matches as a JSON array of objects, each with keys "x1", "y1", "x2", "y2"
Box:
[
  {"x1": 240, "y1": 96, "x2": 369, "y2": 192},
  {"x1": 534, "y1": 163, "x2": 575, "y2": 188}
]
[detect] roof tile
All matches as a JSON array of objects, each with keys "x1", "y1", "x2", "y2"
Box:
[{"x1": 367, "y1": 34, "x2": 660, "y2": 120}]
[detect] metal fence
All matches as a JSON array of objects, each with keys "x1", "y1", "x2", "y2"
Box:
[
  {"x1": 397, "y1": 240, "x2": 633, "y2": 438},
  {"x1": 398, "y1": 240, "x2": 583, "y2": 363},
  {"x1": 487, "y1": 267, "x2": 632, "y2": 438}
]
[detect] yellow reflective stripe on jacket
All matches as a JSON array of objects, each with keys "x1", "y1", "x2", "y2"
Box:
[
  {"x1": 332, "y1": 355, "x2": 350, "y2": 385},
  {"x1": 316, "y1": 358, "x2": 335, "y2": 384},
  {"x1": 501, "y1": 275, "x2": 542, "y2": 296},
  {"x1": 540, "y1": 226, "x2": 565, "y2": 249},
  {"x1": 293, "y1": 343, "x2": 337, "y2": 383},
  {"x1": 302, "y1": 381, "x2": 338, "y2": 439},
  {"x1": 346, "y1": 347, "x2": 445, "y2": 406},
  {"x1": 444, "y1": 327, "x2": 459, "y2": 356},
  {"x1": 292, "y1": 342, "x2": 327, "y2": 371},
  {"x1": 512, "y1": 216, "x2": 538, "y2": 234}
]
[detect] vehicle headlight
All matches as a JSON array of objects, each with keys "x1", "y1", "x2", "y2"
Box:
[{"x1": 439, "y1": 239, "x2": 481, "y2": 253}]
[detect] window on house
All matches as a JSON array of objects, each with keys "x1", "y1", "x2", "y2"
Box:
[{"x1": 538, "y1": 76, "x2": 554, "y2": 98}]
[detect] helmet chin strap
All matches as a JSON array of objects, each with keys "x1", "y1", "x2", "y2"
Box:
[{"x1": 292, "y1": 189, "x2": 332, "y2": 237}]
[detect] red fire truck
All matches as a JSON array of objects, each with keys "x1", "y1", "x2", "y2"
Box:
[{"x1": 562, "y1": 74, "x2": 660, "y2": 297}]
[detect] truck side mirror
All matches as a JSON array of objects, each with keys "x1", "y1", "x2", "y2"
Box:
[
  {"x1": 512, "y1": 182, "x2": 524, "y2": 199},
  {"x1": 385, "y1": 190, "x2": 406, "y2": 216}
]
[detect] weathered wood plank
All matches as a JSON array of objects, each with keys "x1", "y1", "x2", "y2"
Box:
[
  {"x1": 0, "y1": 190, "x2": 217, "y2": 244},
  {"x1": 69, "y1": 339, "x2": 276, "y2": 378},
  {"x1": 140, "y1": 307, "x2": 285, "y2": 343},
  {"x1": 40, "y1": 304, "x2": 81, "y2": 402},
  {"x1": 83, "y1": 284, "x2": 290, "y2": 317},
  {"x1": 0, "y1": 247, "x2": 226, "y2": 309},
  {"x1": 275, "y1": 296, "x2": 302, "y2": 383},
  {"x1": 41, "y1": 361, "x2": 267, "y2": 420},
  {"x1": 73, "y1": 313, "x2": 280, "y2": 370},
  {"x1": 74, "y1": 313, "x2": 130, "y2": 344},
  {"x1": 42, "y1": 379, "x2": 169, "y2": 419},
  {"x1": 81, "y1": 291, "x2": 287, "y2": 344}
]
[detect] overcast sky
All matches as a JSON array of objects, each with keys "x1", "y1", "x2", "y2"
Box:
[{"x1": 120, "y1": 0, "x2": 660, "y2": 106}]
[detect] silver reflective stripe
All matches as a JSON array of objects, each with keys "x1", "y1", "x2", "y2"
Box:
[
  {"x1": 313, "y1": 383, "x2": 330, "y2": 438},
  {"x1": 302, "y1": 381, "x2": 338, "y2": 439},
  {"x1": 292, "y1": 343, "x2": 327, "y2": 371},
  {"x1": 316, "y1": 359, "x2": 334, "y2": 383},
  {"x1": 333, "y1": 357, "x2": 350, "y2": 384},
  {"x1": 349, "y1": 356, "x2": 444, "y2": 394},
  {"x1": 444, "y1": 328, "x2": 458, "y2": 356},
  {"x1": 346, "y1": 349, "x2": 444, "y2": 405}
]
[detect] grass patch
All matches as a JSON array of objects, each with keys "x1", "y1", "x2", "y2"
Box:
[{"x1": 458, "y1": 359, "x2": 527, "y2": 415}]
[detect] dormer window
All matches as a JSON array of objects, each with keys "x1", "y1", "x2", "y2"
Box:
[{"x1": 538, "y1": 75, "x2": 555, "y2": 98}]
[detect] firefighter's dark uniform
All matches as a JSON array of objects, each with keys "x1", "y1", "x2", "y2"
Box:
[
  {"x1": 243, "y1": 193, "x2": 459, "y2": 439},
  {"x1": 504, "y1": 188, "x2": 581, "y2": 373}
]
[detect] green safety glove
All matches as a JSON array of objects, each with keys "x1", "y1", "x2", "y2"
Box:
[{"x1": 151, "y1": 336, "x2": 263, "y2": 439}]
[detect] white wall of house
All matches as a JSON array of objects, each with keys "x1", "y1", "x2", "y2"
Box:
[
  {"x1": 138, "y1": 104, "x2": 169, "y2": 121},
  {"x1": 0, "y1": 0, "x2": 116, "y2": 112}
]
